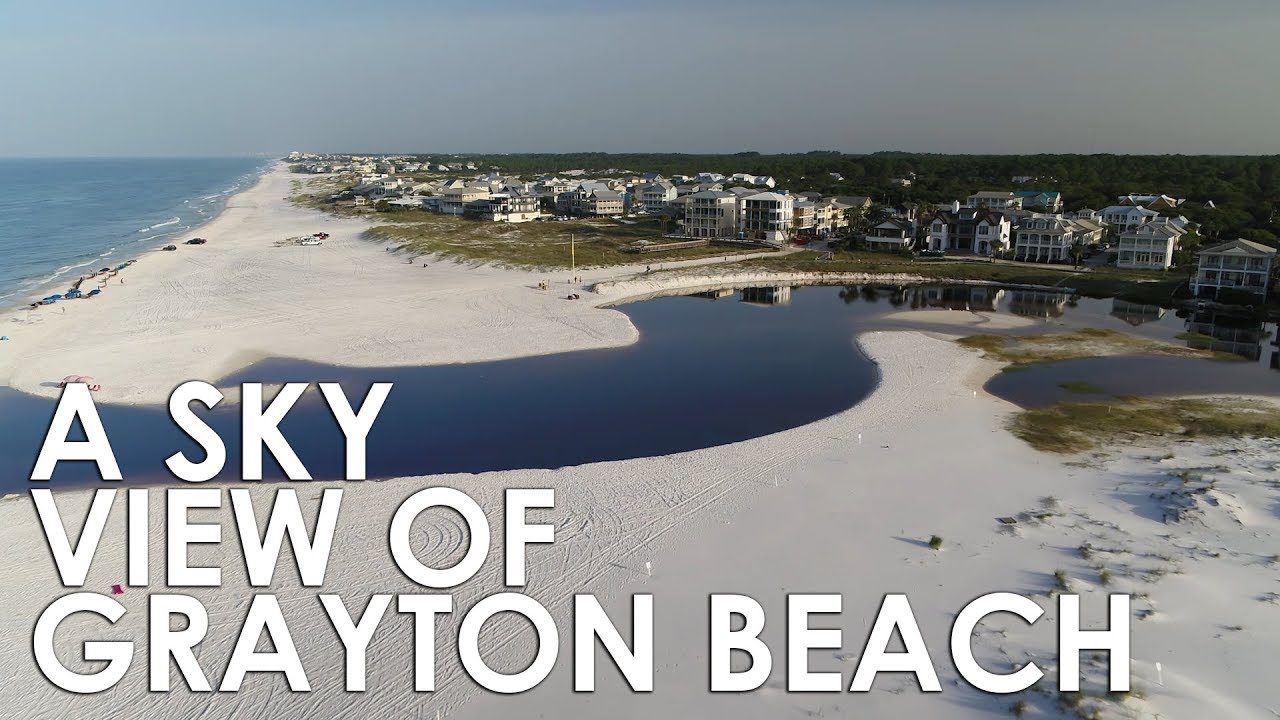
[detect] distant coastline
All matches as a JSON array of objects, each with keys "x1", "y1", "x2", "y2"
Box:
[{"x1": 0, "y1": 157, "x2": 271, "y2": 309}]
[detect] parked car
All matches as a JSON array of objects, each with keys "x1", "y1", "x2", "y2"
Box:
[
  {"x1": 185, "y1": 237, "x2": 207, "y2": 245},
  {"x1": 162, "y1": 245, "x2": 177, "y2": 251}
]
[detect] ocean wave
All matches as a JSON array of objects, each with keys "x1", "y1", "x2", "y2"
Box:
[
  {"x1": 1, "y1": 159, "x2": 271, "y2": 309},
  {"x1": 137, "y1": 216, "x2": 181, "y2": 233}
]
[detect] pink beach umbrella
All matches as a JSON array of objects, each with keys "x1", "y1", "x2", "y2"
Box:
[{"x1": 59, "y1": 375, "x2": 101, "y2": 391}]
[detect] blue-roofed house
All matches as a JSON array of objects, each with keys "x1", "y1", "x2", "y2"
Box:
[{"x1": 1014, "y1": 190, "x2": 1062, "y2": 212}]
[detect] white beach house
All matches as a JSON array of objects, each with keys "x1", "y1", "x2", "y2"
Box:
[
  {"x1": 1190, "y1": 238, "x2": 1277, "y2": 298},
  {"x1": 1115, "y1": 218, "x2": 1185, "y2": 270},
  {"x1": 966, "y1": 191, "x2": 1022, "y2": 211},
  {"x1": 1012, "y1": 215, "x2": 1104, "y2": 262},
  {"x1": 740, "y1": 191, "x2": 795, "y2": 245},
  {"x1": 1101, "y1": 204, "x2": 1158, "y2": 234}
]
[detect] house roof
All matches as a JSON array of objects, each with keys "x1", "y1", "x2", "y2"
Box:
[
  {"x1": 743, "y1": 191, "x2": 790, "y2": 202},
  {"x1": 875, "y1": 218, "x2": 914, "y2": 232},
  {"x1": 1013, "y1": 190, "x2": 1061, "y2": 201},
  {"x1": 1198, "y1": 238, "x2": 1277, "y2": 256},
  {"x1": 835, "y1": 195, "x2": 872, "y2": 208},
  {"x1": 1101, "y1": 205, "x2": 1158, "y2": 217}
]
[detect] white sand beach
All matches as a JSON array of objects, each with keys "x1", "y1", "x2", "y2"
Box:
[{"x1": 0, "y1": 166, "x2": 1276, "y2": 719}]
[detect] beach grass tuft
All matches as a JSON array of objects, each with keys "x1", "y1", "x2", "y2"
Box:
[{"x1": 1011, "y1": 396, "x2": 1280, "y2": 454}]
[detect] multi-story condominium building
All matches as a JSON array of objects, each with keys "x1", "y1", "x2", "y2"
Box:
[
  {"x1": 1012, "y1": 214, "x2": 1105, "y2": 262},
  {"x1": 1100, "y1": 205, "x2": 1158, "y2": 234},
  {"x1": 1115, "y1": 218, "x2": 1185, "y2": 269},
  {"x1": 638, "y1": 181, "x2": 677, "y2": 214},
  {"x1": 740, "y1": 191, "x2": 794, "y2": 245},
  {"x1": 683, "y1": 190, "x2": 739, "y2": 238},
  {"x1": 1190, "y1": 238, "x2": 1277, "y2": 298},
  {"x1": 966, "y1": 191, "x2": 1023, "y2": 211},
  {"x1": 441, "y1": 186, "x2": 490, "y2": 214},
  {"x1": 924, "y1": 207, "x2": 1010, "y2": 255}
]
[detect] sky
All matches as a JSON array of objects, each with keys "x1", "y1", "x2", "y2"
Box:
[{"x1": 1, "y1": 0, "x2": 1278, "y2": 157}]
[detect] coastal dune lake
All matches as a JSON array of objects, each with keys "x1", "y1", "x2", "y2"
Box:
[{"x1": 0, "y1": 285, "x2": 1275, "y2": 489}]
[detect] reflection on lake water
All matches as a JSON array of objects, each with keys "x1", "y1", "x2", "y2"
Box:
[{"x1": 0, "y1": 284, "x2": 1273, "y2": 489}]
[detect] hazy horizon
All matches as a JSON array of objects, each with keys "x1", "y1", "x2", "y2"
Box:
[{"x1": 4, "y1": 0, "x2": 1279, "y2": 158}]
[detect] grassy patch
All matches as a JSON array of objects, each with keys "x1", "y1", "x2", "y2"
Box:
[
  {"x1": 1010, "y1": 396, "x2": 1280, "y2": 454},
  {"x1": 362, "y1": 212, "x2": 762, "y2": 269},
  {"x1": 957, "y1": 327, "x2": 1241, "y2": 364}
]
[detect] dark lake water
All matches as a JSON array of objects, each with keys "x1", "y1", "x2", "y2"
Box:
[{"x1": 1, "y1": 285, "x2": 1275, "y2": 491}]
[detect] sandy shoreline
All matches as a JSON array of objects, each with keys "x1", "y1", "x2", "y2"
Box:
[
  {"x1": 0, "y1": 163, "x2": 1065, "y2": 406},
  {"x1": 0, "y1": 165, "x2": 1276, "y2": 719}
]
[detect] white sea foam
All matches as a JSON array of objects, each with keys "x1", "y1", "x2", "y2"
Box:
[{"x1": 137, "y1": 216, "x2": 181, "y2": 233}]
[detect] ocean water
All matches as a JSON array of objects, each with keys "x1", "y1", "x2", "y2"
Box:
[{"x1": 0, "y1": 157, "x2": 269, "y2": 307}]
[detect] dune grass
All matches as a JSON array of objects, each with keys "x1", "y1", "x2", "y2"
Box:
[
  {"x1": 362, "y1": 212, "x2": 762, "y2": 269},
  {"x1": 957, "y1": 327, "x2": 1244, "y2": 366},
  {"x1": 1011, "y1": 397, "x2": 1280, "y2": 454}
]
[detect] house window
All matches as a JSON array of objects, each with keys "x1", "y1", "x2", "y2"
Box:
[
  {"x1": 932, "y1": 223, "x2": 943, "y2": 232},
  {"x1": 978, "y1": 226, "x2": 989, "y2": 235}
]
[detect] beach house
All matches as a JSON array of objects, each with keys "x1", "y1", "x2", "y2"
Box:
[
  {"x1": 638, "y1": 182, "x2": 677, "y2": 214},
  {"x1": 441, "y1": 186, "x2": 490, "y2": 215},
  {"x1": 740, "y1": 191, "x2": 795, "y2": 245},
  {"x1": 466, "y1": 192, "x2": 541, "y2": 223},
  {"x1": 1101, "y1": 205, "x2": 1158, "y2": 234},
  {"x1": 924, "y1": 207, "x2": 1010, "y2": 255},
  {"x1": 683, "y1": 190, "x2": 739, "y2": 238},
  {"x1": 966, "y1": 191, "x2": 1023, "y2": 211},
  {"x1": 1013, "y1": 190, "x2": 1063, "y2": 213},
  {"x1": 557, "y1": 186, "x2": 624, "y2": 217},
  {"x1": 862, "y1": 218, "x2": 915, "y2": 251},
  {"x1": 1190, "y1": 238, "x2": 1277, "y2": 298},
  {"x1": 792, "y1": 199, "x2": 816, "y2": 237},
  {"x1": 1115, "y1": 218, "x2": 1185, "y2": 270},
  {"x1": 1012, "y1": 215, "x2": 1104, "y2": 263}
]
